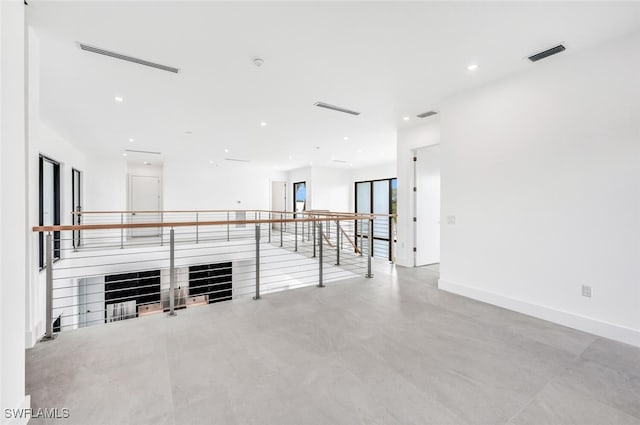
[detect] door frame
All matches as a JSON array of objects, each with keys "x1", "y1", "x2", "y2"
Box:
[
  {"x1": 354, "y1": 177, "x2": 397, "y2": 261},
  {"x1": 72, "y1": 168, "x2": 82, "y2": 249}
]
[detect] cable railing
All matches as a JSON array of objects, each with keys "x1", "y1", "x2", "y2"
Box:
[{"x1": 32, "y1": 210, "x2": 393, "y2": 340}]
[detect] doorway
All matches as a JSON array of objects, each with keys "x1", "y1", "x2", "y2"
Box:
[
  {"x1": 355, "y1": 177, "x2": 397, "y2": 261},
  {"x1": 293, "y1": 181, "x2": 306, "y2": 218},
  {"x1": 414, "y1": 144, "x2": 440, "y2": 266},
  {"x1": 72, "y1": 168, "x2": 82, "y2": 249},
  {"x1": 129, "y1": 175, "x2": 162, "y2": 237}
]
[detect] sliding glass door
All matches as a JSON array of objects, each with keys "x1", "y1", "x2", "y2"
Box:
[{"x1": 355, "y1": 177, "x2": 397, "y2": 261}]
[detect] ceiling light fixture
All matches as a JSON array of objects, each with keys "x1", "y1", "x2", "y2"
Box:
[
  {"x1": 260, "y1": 121, "x2": 267, "y2": 127},
  {"x1": 122, "y1": 153, "x2": 127, "y2": 157},
  {"x1": 224, "y1": 148, "x2": 229, "y2": 153},
  {"x1": 114, "y1": 96, "x2": 124, "y2": 103},
  {"x1": 129, "y1": 138, "x2": 135, "y2": 142},
  {"x1": 253, "y1": 57, "x2": 264, "y2": 67},
  {"x1": 403, "y1": 116, "x2": 410, "y2": 121},
  {"x1": 288, "y1": 155, "x2": 293, "y2": 160},
  {"x1": 467, "y1": 63, "x2": 478, "y2": 71},
  {"x1": 144, "y1": 161, "x2": 152, "y2": 165},
  {"x1": 357, "y1": 149, "x2": 363, "y2": 153},
  {"x1": 344, "y1": 136, "x2": 349, "y2": 141}
]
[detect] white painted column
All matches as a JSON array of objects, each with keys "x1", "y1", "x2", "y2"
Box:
[{"x1": 1, "y1": 0, "x2": 30, "y2": 422}]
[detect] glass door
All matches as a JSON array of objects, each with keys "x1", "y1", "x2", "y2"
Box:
[{"x1": 355, "y1": 178, "x2": 397, "y2": 261}]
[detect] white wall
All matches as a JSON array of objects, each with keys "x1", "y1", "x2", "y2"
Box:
[
  {"x1": 352, "y1": 161, "x2": 397, "y2": 183},
  {"x1": 1, "y1": 0, "x2": 30, "y2": 422},
  {"x1": 26, "y1": 28, "x2": 88, "y2": 347},
  {"x1": 439, "y1": 32, "x2": 640, "y2": 346},
  {"x1": 396, "y1": 119, "x2": 440, "y2": 267},
  {"x1": 311, "y1": 167, "x2": 353, "y2": 212},
  {"x1": 163, "y1": 157, "x2": 285, "y2": 211}
]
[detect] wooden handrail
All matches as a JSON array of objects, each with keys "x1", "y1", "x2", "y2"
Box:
[
  {"x1": 32, "y1": 215, "x2": 374, "y2": 233},
  {"x1": 338, "y1": 223, "x2": 361, "y2": 254}
]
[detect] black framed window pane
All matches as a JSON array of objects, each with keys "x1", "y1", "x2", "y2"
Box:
[{"x1": 39, "y1": 155, "x2": 61, "y2": 268}]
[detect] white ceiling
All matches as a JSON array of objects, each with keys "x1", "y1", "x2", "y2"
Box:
[{"x1": 28, "y1": 1, "x2": 640, "y2": 170}]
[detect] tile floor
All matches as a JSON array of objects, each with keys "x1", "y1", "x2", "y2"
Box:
[{"x1": 26, "y1": 263, "x2": 640, "y2": 425}]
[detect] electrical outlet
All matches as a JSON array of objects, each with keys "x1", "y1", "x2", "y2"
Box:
[
  {"x1": 582, "y1": 285, "x2": 592, "y2": 298},
  {"x1": 447, "y1": 216, "x2": 456, "y2": 225}
]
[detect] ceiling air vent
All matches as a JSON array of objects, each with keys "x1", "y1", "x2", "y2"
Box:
[
  {"x1": 124, "y1": 149, "x2": 162, "y2": 155},
  {"x1": 416, "y1": 111, "x2": 438, "y2": 119},
  {"x1": 225, "y1": 158, "x2": 251, "y2": 163},
  {"x1": 331, "y1": 159, "x2": 349, "y2": 164},
  {"x1": 79, "y1": 43, "x2": 180, "y2": 74},
  {"x1": 528, "y1": 44, "x2": 566, "y2": 62},
  {"x1": 314, "y1": 102, "x2": 361, "y2": 116}
]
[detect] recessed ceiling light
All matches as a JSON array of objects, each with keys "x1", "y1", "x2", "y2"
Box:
[
  {"x1": 122, "y1": 153, "x2": 127, "y2": 157},
  {"x1": 144, "y1": 161, "x2": 152, "y2": 165},
  {"x1": 260, "y1": 121, "x2": 267, "y2": 127},
  {"x1": 403, "y1": 116, "x2": 410, "y2": 121},
  {"x1": 114, "y1": 96, "x2": 124, "y2": 103},
  {"x1": 344, "y1": 136, "x2": 349, "y2": 141},
  {"x1": 224, "y1": 148, "x2": 229, "y2": 153},
  {"x1": 288, "y1": 155, "x2": 293, "y2": 160},
  {"x1": 467, "y1": 63, "x2": 478, "y2": 71},
  {"x1": 209, "y1": 160, "x2": 214, "y2": 164},
  {"x1": 129, "y1": 138, "x2": 135, "y2": 142},
  {"x1": 349, "y1": 163, "x2": 353, "y2": 167},
  {"x1": 357, "y1": 149, "x2": 363, "y2": 153}
]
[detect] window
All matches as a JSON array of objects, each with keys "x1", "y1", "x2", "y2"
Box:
[
  {"x1": 293, "y1": 181, "x2": 306, "y2": 217},
  {"x1": 355, "y1": 177, "x2": 397, "y2": 261},
  {"x1": 39, "y1": 155, "x2": 61, "y2": 268}
]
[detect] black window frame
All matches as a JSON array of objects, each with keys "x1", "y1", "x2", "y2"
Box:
[
  {"x1": 354, "y1": 177, "x2": 397, "y2": 261},
  {"x1": 39, "y1": 155, "x2": 61, "y2": 269},
  {"x1": 293, "y1": 181, "x2": 307, "y2": 218}
]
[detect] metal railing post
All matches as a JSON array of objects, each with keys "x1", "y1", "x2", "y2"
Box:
[
  {"x1": 196, "y1": 212, "x2": 199, "y2": 244},
  {"x1": 120, "y1": 212, "x2": 124, "y2": 249},
  {"x1": 227, "y1": 211, "x2": 230, "y2": 241},
  {"x1": 366, "y1": 218, "x2": 374, "y2": 278},
  {"x1": 43, "y1": 233, "x2": 55, "y2": 340},
  {"x1": 294, "y1": 219, "x2": 298, "y2": 252},
  {"x1": 317, "y1": 222, "x2": 324, "y2": 288},
  {"x1": 336, "y1": 220, "x2": 340, "y2": 265},
  {"x1": 359, "y1": 218, "x2": 364, "y2": 256},
  {"x1": 160, "y1": 212, "x2": 164, "y2": 246},
  {"x1": 313, "y1": 219, "x2": 317, "y2": 258},
  {"x1": 280, "y1": 213, "x2": 283, "y2": 247},
  {"x1": 169, "y1": 228, "x2": 176, "y2": 316},
  {"x1": 254, "y1": 224, "x2": 261, "y2": 300},
  {"x1": 268, "y1": 212, "x2": 272, "y2": 243}
]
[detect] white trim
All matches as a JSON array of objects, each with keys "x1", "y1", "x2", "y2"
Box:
[{"x1": 438, "y1": 278, "x2": 640, "y2": 348}]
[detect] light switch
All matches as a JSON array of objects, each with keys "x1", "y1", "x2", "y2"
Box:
[{"x1": 447, "y1": 216, "x2": 456, "y2": 225}]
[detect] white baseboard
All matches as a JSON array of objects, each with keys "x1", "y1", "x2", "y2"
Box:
[{"x1": 438, "y1": 279, "x2": 640, "y2": 348}]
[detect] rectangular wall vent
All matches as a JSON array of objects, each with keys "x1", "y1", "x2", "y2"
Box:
[
  {"x1": 528, "y1": 44, "x2": 566, "y2": 62},
  {"x1": 124, "y1": 149, "x2": 162, "y2": 155},
  {"x1": 79, "y1": 43, "x2": 180, "y2": 74},
  {"x1": 416, "y1": 110, "x2": 438, "y2": 119},
  {"x1": 314, "y1": 102, "x2": 360, "y2": 116}
]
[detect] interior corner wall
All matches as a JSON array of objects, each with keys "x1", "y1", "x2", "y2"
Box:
[
  {"x1": 1, "y1": 0, "x2": 30, "y2": 421},
  {"x1": 439, "y1": 32, "x2": 640, "y2": 346},
  {"x1": 396, "y1": 119, "x2": 440, "y2": 267}
]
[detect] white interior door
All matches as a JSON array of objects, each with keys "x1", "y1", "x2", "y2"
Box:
[
  {"x1": 415, "y1": 144, "x2": 441, "y2": 266},
  {"x1": 130, "y1": 175, "x2": 161, "y2": 237},
  {"x1": 271, "y1": 181, "x2": 286, "y2": 229}
]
